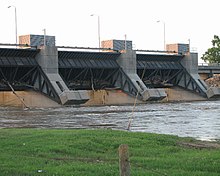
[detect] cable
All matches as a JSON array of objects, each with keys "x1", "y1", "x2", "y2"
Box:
[
  {"x1": 1, "y1": 79, "x2": 29, "y2": 109},
  {"x1": 127, "y1": 66, "x2": 147, "y2": 130}
]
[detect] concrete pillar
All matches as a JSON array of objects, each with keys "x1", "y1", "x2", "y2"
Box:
[
  {"x1": 181, "y1": 52, "x2": 198, "y2": 75},
  {"x1": 35, "y1": 46, "x2": 58, "y2": 74},
  {"x1": 181, "y1": 52, "x2": 220, "y2": 98},
  {"x1": 116, "y1": 50, "x2": 167, "y2": 101},
  {"x1": 180, "y1": 52, "x2": 208, "y2": 92},
  {"x1": 117, "y1": 50, "x2": 137, "y2": 74},
  {"x1": 35, "y1": 46, "x2": 89, "y2": 105}
]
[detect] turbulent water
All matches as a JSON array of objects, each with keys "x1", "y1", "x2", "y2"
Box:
[{"x1": 0, "y1": 100, "x2": 220, "y2": 141}]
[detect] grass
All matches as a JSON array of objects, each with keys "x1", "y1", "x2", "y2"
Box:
[{"x1": 0, "y1": 129, "x2": 220, "y2": 176}]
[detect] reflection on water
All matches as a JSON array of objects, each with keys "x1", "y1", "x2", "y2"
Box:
[{"x1": 0, "y1": 101, "x2": 220, "y2": 141}]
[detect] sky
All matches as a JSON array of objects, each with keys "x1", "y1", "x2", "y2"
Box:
[{"x1": 0, "y1": 0, "x2": 220, "y2": 62}]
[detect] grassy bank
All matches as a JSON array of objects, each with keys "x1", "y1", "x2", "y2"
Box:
[{"x1": 0, "y1": 129, "x2": 220, "y2": 176}]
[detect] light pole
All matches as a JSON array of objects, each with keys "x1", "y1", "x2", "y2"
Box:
[
  {"x1": 43, "y1": 28, "x2": 46, "y2": 46},
  {"x1": 90, "y1": 14, "x2": 101, "y2": 49},
  {"x1": 157, "y1": 20, "x2": 166, "y2": 51},
  {"x1": 8, "y1": 5, "x2": 18, "y2": 46}
]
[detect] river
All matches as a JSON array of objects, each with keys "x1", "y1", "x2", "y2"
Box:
[{"x1": 0, "y1": 100, "x2": 220, "y2": 141}]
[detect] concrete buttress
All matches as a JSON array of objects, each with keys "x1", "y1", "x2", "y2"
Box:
[
  {"x1": 181, "y1": 52, "x2": 220, "y2": 98},
  {"x1": 117, "y1": 50, "x2": 167, "y2": 101},
  {"x1": 35, "y1": 46, "x2": 89, "y2": 105}
]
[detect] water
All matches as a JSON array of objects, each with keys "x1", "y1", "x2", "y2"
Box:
[{"x1": 0, "y1": 100, "x2": 220, "y2": 141}]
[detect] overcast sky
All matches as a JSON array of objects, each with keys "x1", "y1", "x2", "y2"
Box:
[{"x1": 1, "y1": 0, "x2": 220, "y2": 61}]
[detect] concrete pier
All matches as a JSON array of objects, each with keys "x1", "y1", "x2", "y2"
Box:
[
  {"x1": 35, "y1": 46, "x2": 89, "y2": 105},
  {"x1": 181, "y1": 52, "x2": 220, "y2": 98},
  {"x1": 117, "y1": 50, "x2": 166, "y2": 101}
]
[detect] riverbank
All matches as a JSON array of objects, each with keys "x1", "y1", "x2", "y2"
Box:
[{"x1": 0, "y1": 129, "x2": 220, "y2": 175}]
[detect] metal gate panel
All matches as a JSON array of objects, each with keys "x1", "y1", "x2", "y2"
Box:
[{"x1": 59, "y1": 51, "x2": 120, "y2": 69}]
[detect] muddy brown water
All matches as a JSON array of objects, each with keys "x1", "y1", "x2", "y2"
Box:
[{"x1": 0, "y1": 100, "x2": 220, "y2": 141}]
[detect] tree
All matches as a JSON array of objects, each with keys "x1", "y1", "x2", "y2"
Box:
[{"x1": 201, "y1": 35, "x2": 220, "y2": 63}]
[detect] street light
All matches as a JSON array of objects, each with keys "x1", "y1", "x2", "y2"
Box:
[
  {"x1": 90, "y1": 14, "x2": 101, "y2": 49},
  {"x1": 43, "y1": 28, "x2": 46, "y2": 46},
  {"x1": 8, "y1": 5, "x2": 18, "y2": 46},
  {"x1": 157, "y1": 20, "x2": 166, "y2": 51}
]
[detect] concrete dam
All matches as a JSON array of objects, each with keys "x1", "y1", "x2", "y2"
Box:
[{"x1": 0, "y1": 39, "x2": 220, "y2": 107}]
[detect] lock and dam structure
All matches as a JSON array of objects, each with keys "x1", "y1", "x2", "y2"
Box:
[{"x1": 0, "y1": 35, "x2": 220, "y2": 107}]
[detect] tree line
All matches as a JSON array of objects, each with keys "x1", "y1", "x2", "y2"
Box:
[{"x1": 202, "y1": 35, "x2": 220, "y2": 63}]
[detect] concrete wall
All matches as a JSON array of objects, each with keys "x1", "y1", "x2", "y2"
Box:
[
  {"x1": 0, "y1": 90, "x2": 141, "y2": 107},
  {"x1": 0, "y1": 91, "x2": 60, "y2": 108},
  {"x1": 0, "y1": 87, "x2": 208, "y2": 108},
  {"x1": 164, "y1": 87, "x2": 206, "y2": 102},
  {"x1": 85, "y1": 90, "x2": 142, "y2": 106},
  {"x1": 86, "y1": 88, "x2": 206, "y2": 106}
]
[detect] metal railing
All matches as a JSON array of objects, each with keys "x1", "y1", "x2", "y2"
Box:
[
  {"x1": 0, "y1": 43, "x2": 37, "y2": 49},
  {"x1": 56, "y1": 46, "x2": 119, "y2": 52},
  {"x1": 198, "y1": 63, "x2": 220, "y2": 67},
  {"x1": 135, "y1": 49, "x2": 181, "y2": 55}
]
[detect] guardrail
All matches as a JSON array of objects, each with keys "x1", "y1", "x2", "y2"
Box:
[
  {"x1": 0, "y1": 43, "x2": 184, "y2": 55},
  {"x1": 135, "y1": 49, "x2": 182, "y2": 55},
  {"x1": 198, "y1": 63, "x2": 220, "y2": 67},
  {"x1": 0, "y1": 43, "x2": 38, "y2": 49},
  {"x1": 56, "y1": 46, "x2": 119, "y2": 52}
]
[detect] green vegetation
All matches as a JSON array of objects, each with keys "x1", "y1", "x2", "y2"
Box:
[
  {"x1": 0, "y1": 129, "x2": 220, "y2": 176},
  {"x1": 202, "y1": 35, "x2": 220, "y2": 63}
]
